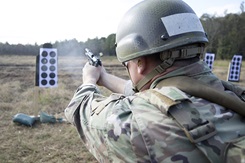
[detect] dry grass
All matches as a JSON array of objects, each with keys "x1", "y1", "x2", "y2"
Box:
[
  {"x1": 0, "y1": 55, "x2": 123, "y2": 163},
  {"x1": 0, "y1": 55, "x2": 244, "y2": 163},
  {"x1": 212, "y1": 60, "x2": 245, "y2": 87}
]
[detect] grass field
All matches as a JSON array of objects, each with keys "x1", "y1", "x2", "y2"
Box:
[{"x1": 0, "y1": 55, "x2": 244, "y2": 163}]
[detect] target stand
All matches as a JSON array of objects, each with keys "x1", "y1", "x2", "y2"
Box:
[
  {"x1": 227, "y1": 55, "x2": 242, "y2": 82},
  {"x1": 204, "y1": 53, "x2": 215, "y2": 71},
  {"x1": 34, "y1": 43, "x2": 58, "y2": 112}
]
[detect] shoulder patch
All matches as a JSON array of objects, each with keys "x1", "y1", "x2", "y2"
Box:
[
  {"x1": 136, "y1": 87, "x2": 189, "y2": 114},
  {"x1": 156, "y1": 87, "x2": 189, "y2": 102}
]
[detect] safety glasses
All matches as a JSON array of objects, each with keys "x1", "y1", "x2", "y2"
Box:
[{"x1": 122, "y1": 61, "x2": 128, "y2": 68}]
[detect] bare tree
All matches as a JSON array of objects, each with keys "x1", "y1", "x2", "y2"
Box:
[{"x1": 241, "y1": 1, "x2": 245, "y2": 13}]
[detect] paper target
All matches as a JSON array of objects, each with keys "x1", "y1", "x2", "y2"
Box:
[
  {"x1": 204, "y1": 53, "x2": 215, "y2": 70},
  {"x1": 35, "y1": 47, "x2": 58, "y2": 87},
  {"x1": 227, "y1": 55, "x2": 242, "y2": 82}
]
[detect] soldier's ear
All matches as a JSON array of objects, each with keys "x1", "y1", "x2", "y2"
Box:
[{"x1": 137, "y1": 57, "x2": 146, "y2": 74}]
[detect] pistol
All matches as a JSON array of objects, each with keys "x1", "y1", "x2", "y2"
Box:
[{"x1": 84, "y1": 48, "x2": 102, "y2": 67}]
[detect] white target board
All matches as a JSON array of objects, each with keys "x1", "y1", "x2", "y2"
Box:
[
  {"x1": 227, "y1": 55, "x2": 242, "y2": 82},
  {"x1": 35, "y1": 47, "x2": 58, "y2": 87},
  {"x1": 204, "y1": 53, "x2": 215, "y2": 70}
]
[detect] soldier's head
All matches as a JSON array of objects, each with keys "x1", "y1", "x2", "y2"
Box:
[{"x1": 115, "y1": 0, "x2": 208, "y2": 92}]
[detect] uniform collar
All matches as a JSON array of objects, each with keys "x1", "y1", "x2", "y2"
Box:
[{"x1": 150, "y1": 61, "x2": 212, "y2": 89}]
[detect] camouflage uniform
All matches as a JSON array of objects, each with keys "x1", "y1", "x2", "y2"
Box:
[{"x1": 65, "y1": 61, "x2": 245, "y2": 163}]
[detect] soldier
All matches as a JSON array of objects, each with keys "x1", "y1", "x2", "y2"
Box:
[{"x1": 65, "y1": 0, "x2": 245, "y2": 162}]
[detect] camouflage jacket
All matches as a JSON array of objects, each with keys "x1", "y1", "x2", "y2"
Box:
[{"x1": 65, "y1": 61, "x2": 245, "y2": 163}]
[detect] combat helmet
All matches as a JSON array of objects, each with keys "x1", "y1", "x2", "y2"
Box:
[
  {"x1": 116, "y1": 0, "x2": 208, "y2": 62},
  {"x1": 115, "y1": 0, "x2": 208, "y2": 91}
]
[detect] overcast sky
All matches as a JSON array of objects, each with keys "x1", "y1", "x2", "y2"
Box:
[{"x1": 0, "y1": 0, "x2": 243, "y2": 45}]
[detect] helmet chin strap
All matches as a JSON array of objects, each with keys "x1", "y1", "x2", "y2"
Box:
[
  {"x1": 132, "y1": 45, "x2": 205, "y2": 92},
  {"x1": 133, "y1": 58, "x2": 175, "y2": 92}
]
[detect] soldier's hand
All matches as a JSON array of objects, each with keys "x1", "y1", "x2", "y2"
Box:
[{"x1": 82, "y1": 62, "x2": 102, "y2": 85}]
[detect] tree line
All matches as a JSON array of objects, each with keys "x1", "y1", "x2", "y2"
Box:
[
  {"x1": 201, "y1": 5, "x2": 245, "y2": 59},
  {"x1": 0, "y1": 33, "x2": 116, "y2": 57},
  {"x1": 0, "y1": 6, "x2": 244, "y2": 60}
]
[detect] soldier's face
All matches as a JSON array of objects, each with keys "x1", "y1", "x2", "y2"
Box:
[{"x1": 126, "y1": 59, "x2": 143, "y2": 85}]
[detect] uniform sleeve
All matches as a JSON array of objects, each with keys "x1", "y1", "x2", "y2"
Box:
[
  {"x1": 64, "y1": 84, "x2": 99, "y2": 124},
  {"x1": 64, "y1": 84, "x2": 138, "y2": 162},
  {"x1": 124, "y1": 80, "x2": 136, "y2": 96}
]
